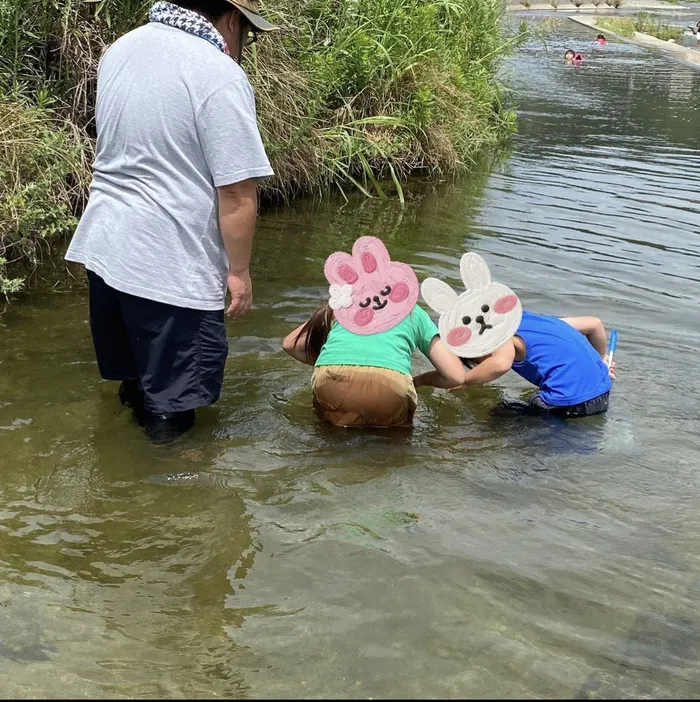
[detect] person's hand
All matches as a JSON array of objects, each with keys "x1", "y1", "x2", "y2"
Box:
[
  {"x1": 226, "y1": 270, "x2": 252, "y2": 318},
  {"x1": 607, "y1": 360, "x2": 616, "y2": 381}
]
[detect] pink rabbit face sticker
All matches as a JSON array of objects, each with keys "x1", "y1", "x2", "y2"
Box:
[
  {"x1": 421, "y1": 252, "x2": 522, "y2": 358},
  {"x1": 324, "y1": 237, "x2": 419, "y2": 335}
]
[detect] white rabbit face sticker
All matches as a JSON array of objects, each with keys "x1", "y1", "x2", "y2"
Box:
[{"x1": 421, "y1": 253, "x2": 522, "y2": 358}]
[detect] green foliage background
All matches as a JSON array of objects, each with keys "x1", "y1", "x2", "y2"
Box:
[{"x1": 0, "y1": 0, "x2": 516, "y2": 294}]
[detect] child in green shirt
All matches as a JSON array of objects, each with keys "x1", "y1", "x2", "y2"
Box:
[{"x1": 282, "y1": 237, "x2": 464, "y2": 427}]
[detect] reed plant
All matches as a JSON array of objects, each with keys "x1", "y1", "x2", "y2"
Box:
[
  {"x1": 0, "y1": 96, "x2": 87, "y2": 295},
  {"x1": 0, "y1": 0, "x2": 515, "y2": 293}
]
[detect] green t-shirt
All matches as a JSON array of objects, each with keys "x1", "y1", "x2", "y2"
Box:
[{"x1": 315, "y1": 306, "x2": 439, "y2": 376}]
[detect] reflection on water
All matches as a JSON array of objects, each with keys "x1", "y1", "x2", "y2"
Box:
[{"x1": 1, "y1": 18, "x2": 700, "y2": 698}]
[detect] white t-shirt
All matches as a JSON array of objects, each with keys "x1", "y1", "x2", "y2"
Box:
[{"x1": 66, "y1": 22, "x2": 274, "y2": 310}]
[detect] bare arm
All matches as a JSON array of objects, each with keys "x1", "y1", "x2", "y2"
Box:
[
  {"x1": 413, "y1": 337, "x2": 466, "y2": 389},
  {"x1": 561, "y1": 316, "x2": 607, "y2": 357},
  {"x1": 282, "y1": 323, "x2": 314, "y2": 365},
  {"x1": 443, "y1": 341, "x2": 516, "y2": 393},
  {"x1": 217, "y1": 179, "x2": 258, "y2": 318},
  {"x1": 458, "y1": 340, "x2": 516, "y2": 389}
]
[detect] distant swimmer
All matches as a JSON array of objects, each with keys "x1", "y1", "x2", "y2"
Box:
[{"x1": 564, "y1": 48, "x2": 584, "y2": 64}]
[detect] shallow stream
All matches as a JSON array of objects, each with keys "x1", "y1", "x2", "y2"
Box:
[{"x1": 1, "y1": 18, "x2": 699, "y2": 698}]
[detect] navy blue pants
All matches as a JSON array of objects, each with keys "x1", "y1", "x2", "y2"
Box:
[
  {"x1": 498, "y1": 391, "x2": 610, "y2": 418},
  {"x1": 87, "y1": 271, "x2": 228, "y2": 414},
  {"x1": 530, "y1": 391, "x2": 609, "y2": 418}
]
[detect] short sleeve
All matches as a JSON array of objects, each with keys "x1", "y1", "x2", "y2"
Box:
[
  {"x1": 413, "y1": 306, "x2": 439, "y2": 357},
  {"x1": 196, "y1": 79, "x2": 274, "y2": 186}
]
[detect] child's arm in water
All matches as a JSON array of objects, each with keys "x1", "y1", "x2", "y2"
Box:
[
  {"x1": 561, "y1": 316, "x2": 607, "y2": 357},
  {"x1": 452, "y1": 340, "x2": 517, "y2": 391},
  {"x1": 413, "y1": 337, "x2": 467, "y2": 389},
  {"x1": 282, "y1": 323, "x2": 314, "y2": 365},
  {"x1": 415, "y1": 339, "x2": 514, "y2": 390}
]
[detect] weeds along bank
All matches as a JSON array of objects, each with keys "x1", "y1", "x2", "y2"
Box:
[
  {"x1": 0, "y1": 0, "x2": 516, "y2": 295},
  {"x1": 596, "y1": 12, "x2": 686, "y2": 42}
]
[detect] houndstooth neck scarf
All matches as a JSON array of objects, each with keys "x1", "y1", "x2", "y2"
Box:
[{"x1": 149, "y1": 1, "x2": 230, "y2": 56}]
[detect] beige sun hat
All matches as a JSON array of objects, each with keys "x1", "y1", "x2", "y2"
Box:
[{"x1": 227, "y1": 1, "x2": 279, "y2": 32}]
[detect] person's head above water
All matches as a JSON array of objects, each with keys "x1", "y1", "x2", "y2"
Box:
[
  {"x1": 421, "y1": 253, "x2": 523, "y2": 358},
  {"x1": 564, "y1": 48, "x2": 575, "y2": 59},
  {"x1": 324, "y1": 236, "x2": 420, "y2": 335},
  {"x1": 596, "y1": 34, "x2": 606, "y2": 41}
]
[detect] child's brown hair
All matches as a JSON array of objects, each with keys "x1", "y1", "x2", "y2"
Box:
[{"x1": 294, "y1": 305, "x2": 334, "y2": 363}]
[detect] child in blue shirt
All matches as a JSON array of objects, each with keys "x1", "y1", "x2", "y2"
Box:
[{"x1": 416, "y1": 312, "x2": 615, "y2": 418}]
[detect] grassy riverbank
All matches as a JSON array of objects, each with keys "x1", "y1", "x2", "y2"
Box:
[
  {"x1": 0, "y1": 0, "x2": 516, "y2": 296},
  {"x1": 596, "y1": 12, "x2": 685, "y2": 41}
]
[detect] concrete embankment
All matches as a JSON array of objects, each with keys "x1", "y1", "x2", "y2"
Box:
[{"x1": 508, "y1": 0, "x2": 677, "y2": 10}]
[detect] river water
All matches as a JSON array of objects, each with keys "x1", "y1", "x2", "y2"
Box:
[{"x1": 1, "y1": 18, "x2": 700, "y2": 699}]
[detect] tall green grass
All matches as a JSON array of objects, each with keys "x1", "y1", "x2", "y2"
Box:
[
  {"x1": 0, "y1": 96, "x2": 87, "y2": 296},
  {"x1": 596, "y1": 13, "x2": 685, "y2": 42},
  {"x1": 0, "y1": 0, "x2": 515, "y2": 294}
]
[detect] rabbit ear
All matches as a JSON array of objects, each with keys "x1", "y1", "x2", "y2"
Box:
[
  {"x1": 352, "y1": 236, "x2": 391, "y2": 274},
  {"x1": 460, "y1": 253, "x2": 491, "y2": 291},
  {"x1": 324, "y1": 252, "x2": 359, "y2": 286},
  {"x1": 421, "y1": 278, "x2": 459, "y2": 315}
]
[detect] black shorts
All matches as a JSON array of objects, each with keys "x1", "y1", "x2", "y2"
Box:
[
  {"x1": 497, "y1": 391, "x2": 610, "y2": 419},
  {"x1": 531, "y1": 391, "x2": 610, "y2": 418},
  {"x1": 87, "y1": 271, "x2": 228, "y2": 414}
]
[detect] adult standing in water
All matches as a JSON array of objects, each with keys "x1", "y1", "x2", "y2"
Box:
[{"x1": 65, "y1": 1, "x2": 277, "y2": 441}]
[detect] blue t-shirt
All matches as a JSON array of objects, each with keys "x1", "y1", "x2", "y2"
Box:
[{"x1": 512, "y1": 311, "x2": 612, "y2": 406}]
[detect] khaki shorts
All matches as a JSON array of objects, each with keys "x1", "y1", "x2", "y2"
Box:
[{"x1": 312, "y1": 365, "x2": 417, "y2": 428}]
